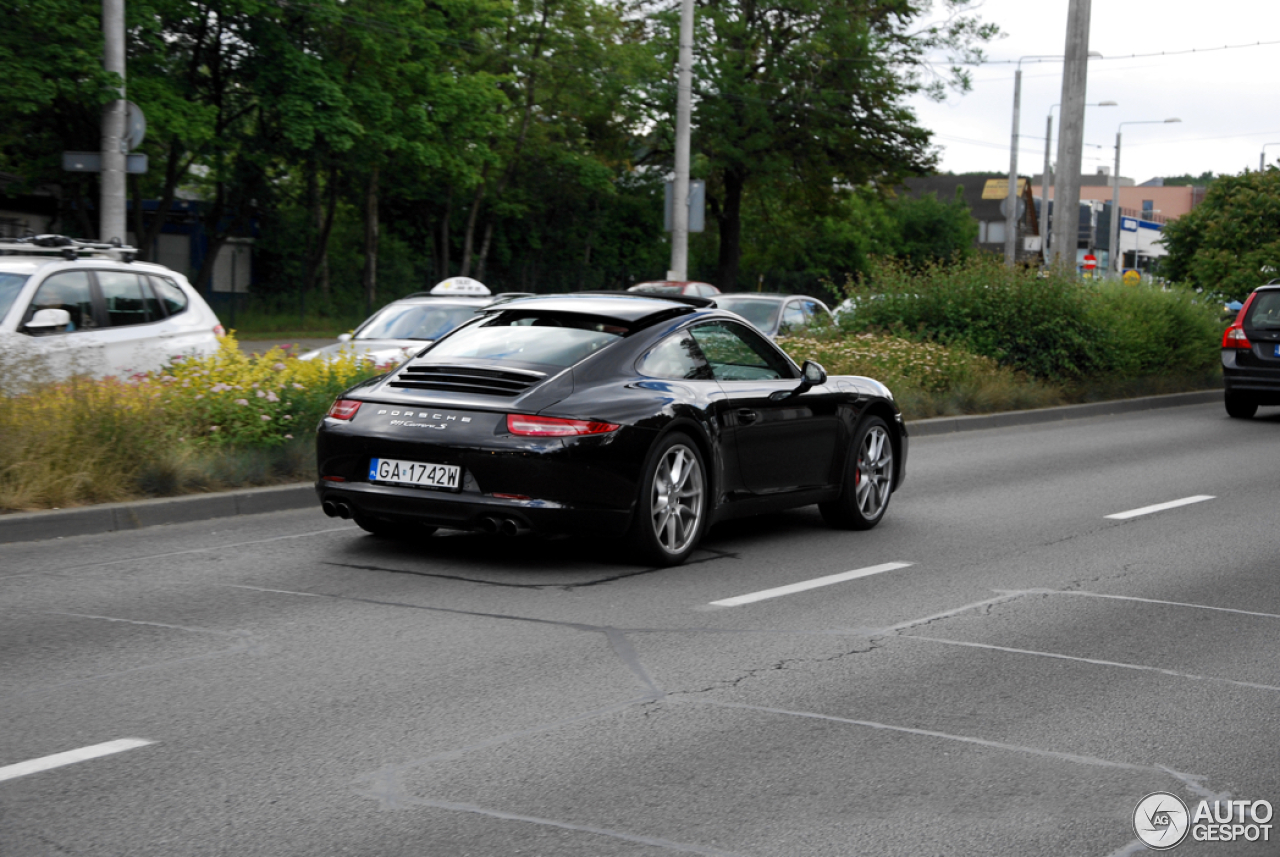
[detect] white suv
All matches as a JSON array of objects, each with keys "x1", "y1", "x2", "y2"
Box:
[{"x1": 0, "y1": 236, "x2": 225, "y2": 386}]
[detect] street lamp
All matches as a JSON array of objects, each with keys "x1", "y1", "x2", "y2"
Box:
[
  {"x1": 1262, "y1": 142, "x2": 1280, "y2": 172},
  {"x1": 1041, "y1": 100, "x2": 1116, "y2": 263},
  {"x1": 1110, "y1": 118, "x2": 1181, "y2": 276},
  {"x1": 1006, "y1": 52, "x2": 1102, "y2": 266}
]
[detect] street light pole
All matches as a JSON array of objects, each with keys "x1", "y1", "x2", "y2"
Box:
[
  {"x1": 1110, "y1": 118, "x2": 1181, "y2": 277},
  {"x1": 1006, "y1": 56, "x2": 1064, "y2": 267},
  {"x1": 1041, "y1": 100, "x2": 1116, "y2": 265},
  {"x1": 1007, "y1": 52, "x2": 1102, "y2": 267},
  {"x1": 1262, "y1": 142, "x2": 1280, "y2": 172}
]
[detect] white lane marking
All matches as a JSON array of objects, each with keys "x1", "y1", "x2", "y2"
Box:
[
  {"x1": 904, "y1": 636, "x2": 1280, "y2": 694},
  {"x1": 1105, "y1": 494, "x2": 1215, "y2": 520},
  {"x1": 0, "y1": 739, "x2": 154, "y2": 783},
  {"x1": 709, "y1": 562, "x2": 913, "y2": 607},
  {"x1": 997, "y1": 588, "x2": 1280, "y2": 621}
]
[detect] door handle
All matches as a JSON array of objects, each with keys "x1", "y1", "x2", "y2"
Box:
[{"x1": 736, "y1": 408, "x2": 759, "y2": 424}]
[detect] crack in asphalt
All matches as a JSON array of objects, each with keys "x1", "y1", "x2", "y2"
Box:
[{"x1": 322, "y1": 547, "x2": 734, "y2": 590}]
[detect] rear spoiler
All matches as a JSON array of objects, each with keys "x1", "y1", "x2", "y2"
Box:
[{"x1": 577, "y1": 290, "x2": 716, "y2": 308}]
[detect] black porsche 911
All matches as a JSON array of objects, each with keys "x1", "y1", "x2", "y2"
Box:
[{"x1": 315, "y1": 294, "x2": 907, "y2": 565}]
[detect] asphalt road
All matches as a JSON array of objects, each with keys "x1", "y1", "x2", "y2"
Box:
[{"x1": 3, "y1": 401, "x2": 1278, "y2": 856}]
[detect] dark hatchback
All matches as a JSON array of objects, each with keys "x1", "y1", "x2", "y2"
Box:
[
  {"x1": 1222, "y1": 281, "x2": 1280, "y2": 418},
  {"x1": 315, "y1": 294, "x2": 907, "y2": 565}
]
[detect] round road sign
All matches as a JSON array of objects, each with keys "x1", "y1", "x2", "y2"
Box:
[{"x1": 1082, "y1": 254, "x2": 1098, "y2": 270}]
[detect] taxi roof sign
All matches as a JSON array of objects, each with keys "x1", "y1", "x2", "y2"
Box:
[{"x1": 429, "y1": 277, "x2": 491, "y2": 296}]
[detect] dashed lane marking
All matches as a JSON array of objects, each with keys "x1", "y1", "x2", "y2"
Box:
[
  {"x1": 1105, "y1": 495, "x2": 1215, "y2": 520},
  {"x1": 0, "y1": 739, "x2": 154, "y2": 783},
  {"x1": 709, "y1": 562, "x2": 914, "y2": 607}
]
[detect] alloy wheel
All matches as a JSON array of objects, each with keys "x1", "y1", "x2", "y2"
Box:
[
  {"x1": 650, "y1": 444, "x2": 705, "y2": 554},
  {"x1": 855, "y1": 426, "x2": 893, "y2": 520}
]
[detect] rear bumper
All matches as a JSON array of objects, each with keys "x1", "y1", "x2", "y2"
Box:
[
  {"x1": 1222, "y1": 349, "x2": 1280, "y2": 403},
  {"x1": 316, "y1": 480, "x2": 632, "y2": 536}
]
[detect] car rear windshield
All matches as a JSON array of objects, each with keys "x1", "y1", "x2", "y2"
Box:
[
  {"x1": 714, "y1": 297, "x2": 780, "y2": 330},
  {"x1": 0, "y1": 273, "x2": 29, "y2": 324},
  {"x1": 421, "y1": 311, "x2": 627, "y2": 367},
  {"x1": 1247, "y1": 291, "x2": 1280, "y2": 330}
]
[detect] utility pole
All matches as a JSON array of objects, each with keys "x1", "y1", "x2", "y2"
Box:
[
  {"x1": 100, "y1": 0, "x2": 126, "y2": 244},
  {"x1": 667, "y1": 0, "x2": 694, "y2": 281},
  {"x1": 1040, "y1": 113, "x2": 1053, "y2": 264},
  {"x1": 1051, "y1": 0, "x2": 1091, "y2": 270}
]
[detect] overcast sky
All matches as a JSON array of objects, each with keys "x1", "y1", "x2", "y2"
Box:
[{"x1": 910, "y1": 0, "x2": 1280, "y2": 183}]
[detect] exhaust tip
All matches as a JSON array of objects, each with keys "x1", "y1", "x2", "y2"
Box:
[
  {"x1": 335, "y1": 502, "x2": 354, "y2": 520},
  {"x1": 499, "y1": 518, "x2": 529, "y2": 537},
  {"x1": 479, "y1": 516, "x2": 500, "y2": 534},
  {"x1": 322, "y1": 500, "x2": 338, "y2": 518}
]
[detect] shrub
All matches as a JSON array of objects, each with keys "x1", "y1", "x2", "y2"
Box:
[
  {"x1": 0, "y1": 336, "x2": 385, "y2": 511},
  {"x1": 839, "y1": 255, "x2": 1220, "y2": 384}
]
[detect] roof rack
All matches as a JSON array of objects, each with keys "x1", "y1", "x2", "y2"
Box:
[{"x1": 0, "y1": 234, "x2": 138, "y2": 262}]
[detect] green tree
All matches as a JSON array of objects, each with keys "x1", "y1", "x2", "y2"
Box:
[
  {"x1": 1159, "y1": 168, "x2": 1280, "y2": 300},
  {"x1": 647, "y1": 0, "x2": 997, "y2": 290},
  {"x1": 887, "y1": 187, "x2": 978, "y2": 268}
]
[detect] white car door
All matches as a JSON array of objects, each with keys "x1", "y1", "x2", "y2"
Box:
[{"x1": 12, "y1": 270, "x2": 107, "y2": 382}]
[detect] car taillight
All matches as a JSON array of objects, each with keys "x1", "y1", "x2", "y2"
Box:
[
  {"x1": 1222, "y1": 324, "x2": 1252, "y2": 349},
  {"x1": 213, "y1": 324, "x2": 226, "y2": 338},
  {"x1": 1222, "y1": 292, "x2": 1257, "y2": 349},
  {"x1": 327, "y1": 399, "x2": 363, "y2": 420},
  {"x1": 507, "y1": 414, "x2": 620, "y2": 436}
]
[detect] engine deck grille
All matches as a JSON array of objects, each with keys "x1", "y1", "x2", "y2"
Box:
[{"x1": 388, "y1": 364, "x2": 543, "y2": 397}]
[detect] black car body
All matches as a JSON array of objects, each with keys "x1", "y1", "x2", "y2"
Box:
[
  {"x1": 1222, "y1": 281, "x2": 1280, "y2": 418},
  {"x1": 316, "y1": 294, "x2": 907, "y2": 564}
]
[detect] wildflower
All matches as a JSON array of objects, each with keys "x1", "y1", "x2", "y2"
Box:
[
  {"x1": 195, "y1": 394, "x2": 204, "y2": 400},
  {"x1": 292, "y1": 383, "x2": 304, "y2": 390},
  {"x1": 256, "y1": 389, "x2": 266, "y2": 398},
  {"x1": 282, "y1": 414, "x2": 292, "y2": 420},
  {"x1": 260, "y1": 414, "x2": 271, "y2": 422},
  {"x1": 210, "y1": 383, "x2": 231, "y2": 393},
  {"x1": 265, "y1": 391, "x2": 280, "y2": 403},
  {"x1": 210, "y1": 426, "x2": 221, "y2": 432},
  {"x1": 235, "y1": 398, "x2": 249, "y2": 406},
  {"x1": 272, "y1": 362, "x2": 286, "y2": 372},
  {"x1": 284, "y1": 434, "x2": 294, "y2": 440}
]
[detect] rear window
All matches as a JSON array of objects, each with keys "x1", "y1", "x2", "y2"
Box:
[
  {"x1": 1247, "y1": 291, "x2": 1280, "y2": 330},
  {"x1": 422, "y1": 311, "x2": 627, "y2": 368},
  {"x1": 150, "y1": 276, "x2": 188, "y2": 316}
]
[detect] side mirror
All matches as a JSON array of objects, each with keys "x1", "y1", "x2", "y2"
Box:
[
  {"x1": 802, "y1": 360, "x2": 827, "y2": 387},
  {"x1": 25, "y1": 308, "x2": 72, "y2": 335},
  {"x1": 770, "y1": 360, "x2": 828, "y2": 401},
  {"x1": 337, "y1": 333, "x2": 353, "y2": 343}
]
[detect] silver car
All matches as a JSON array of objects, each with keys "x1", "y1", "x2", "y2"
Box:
[{"x1": 299, "y1": 294, "x2": 495, "y2": 365}]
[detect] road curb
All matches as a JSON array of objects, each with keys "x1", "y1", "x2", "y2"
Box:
[
  {"x1": 1, "y1": 389, "x2": 1222, "y2": 545},
  {"x1": 907, "y1": 389, "x2": 1222, "y2": 437},
  {"x1": 0, "y1": 483, "x2": 316, "y2": 545}
]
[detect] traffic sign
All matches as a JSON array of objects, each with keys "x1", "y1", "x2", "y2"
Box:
[
  {"x1": 1122, "y1": 270, "x2": 1141, "y2": 285},
  {"x1": 1082, "y1": 254, "x2": 1098, "y2": 271}
]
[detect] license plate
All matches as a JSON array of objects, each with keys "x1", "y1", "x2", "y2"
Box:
[{"x1": 369, "y1": 458, "x2": 462, "y2": 491}]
